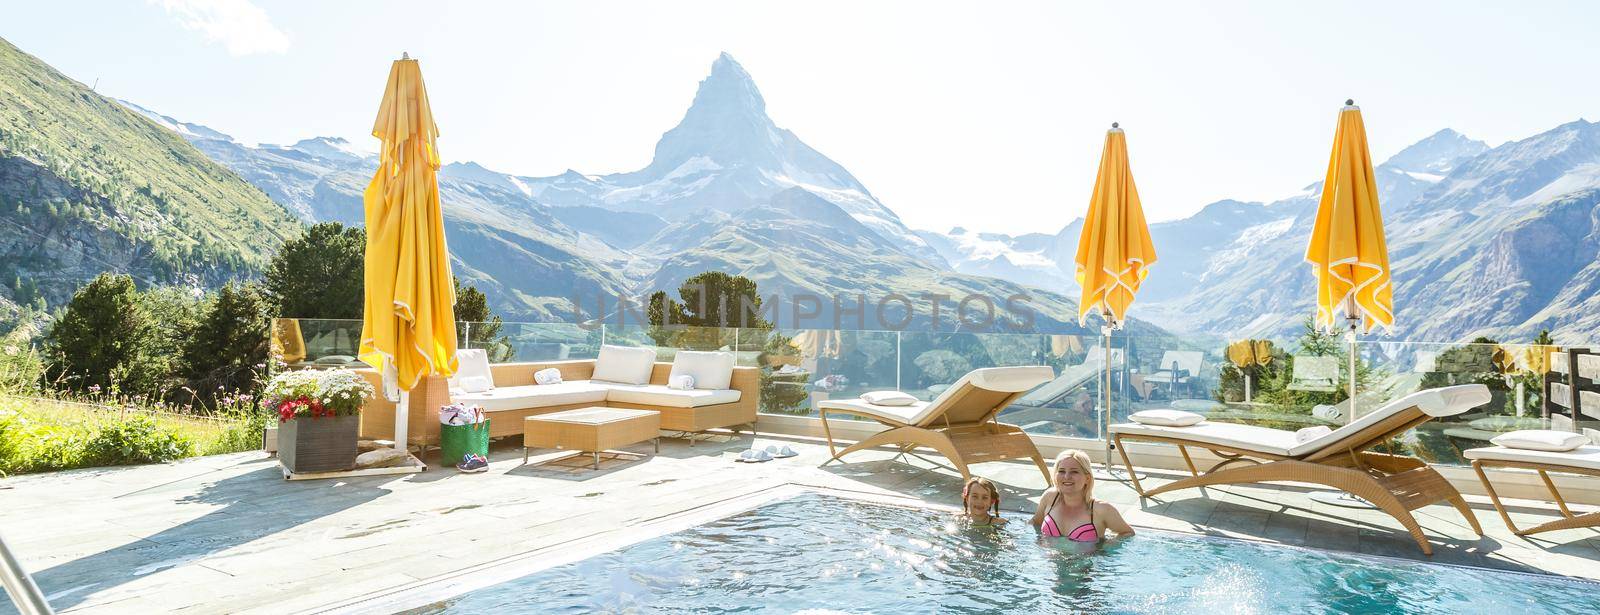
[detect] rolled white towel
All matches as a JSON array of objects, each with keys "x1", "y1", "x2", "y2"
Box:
[
  {"x1": 534, "y1": 367, "x2": 563, "y2": 385},
  {"x1": 669, "y1": 374, "x2": 696, "y2": 390}
]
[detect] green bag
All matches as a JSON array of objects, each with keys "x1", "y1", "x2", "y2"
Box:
[{"x1": 440, "y1": 418, "x2": 490, "y2": 463}]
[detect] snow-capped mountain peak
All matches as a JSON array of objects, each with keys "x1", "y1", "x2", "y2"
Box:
[
  {"x1": 1380, "y1": 128, "x2": 1489, "y2": 176},
  {"x1": 284, "y1": 136, "x2": 373, "y2": 161}
]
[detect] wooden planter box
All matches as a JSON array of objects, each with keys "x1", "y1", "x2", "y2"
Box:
[{"x1": 278, "y1": 415, "x2": 359, "y2": 473}]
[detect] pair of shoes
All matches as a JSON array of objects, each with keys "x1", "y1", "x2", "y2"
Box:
[
  {"x1": 736, "y1": 449, "x2": 773, "y2": 463},
  {"x1": 456, "y1": 454, "x2": 488, "y2": 473},
  {"x1": 763, "y1": 444, "x2": 798, "y2": 458}
]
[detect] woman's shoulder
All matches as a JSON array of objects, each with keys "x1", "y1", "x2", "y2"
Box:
[{"x1": 1092, "y1": 500, "x2": 1122, "y2": 514}]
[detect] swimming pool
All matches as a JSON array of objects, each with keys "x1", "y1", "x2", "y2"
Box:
[{"x1": 404, "y1": 493, "x2": 1595, "y2": 614}]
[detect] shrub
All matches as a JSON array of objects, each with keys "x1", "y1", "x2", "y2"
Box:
[
  {"x1": 46, "y1": 273, "x2": 150, "y2": 393},
  {"x1": 0, "y1": 410, "x2": 19, "y2": 475},
  {"x1": 0, "y1": 334, "x2": 46, "y2": 395},
  {"x1": 81, "y1": 414, "x2": 194, "y2": 466},
  {"x1": 181, "y1": 281, "x2": 273, "y2": 405},
  {"x1": 202, "y1": 397, "x2": 271, "y2": 456}
]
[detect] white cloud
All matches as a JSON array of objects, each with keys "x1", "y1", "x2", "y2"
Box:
[{"x1": 155, "y1": 0, "x2": 290, "y2": 56}]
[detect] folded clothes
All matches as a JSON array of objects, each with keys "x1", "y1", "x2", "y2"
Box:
[{"x1": 439, "y1": 402, "x2": 486, "y2": 425}]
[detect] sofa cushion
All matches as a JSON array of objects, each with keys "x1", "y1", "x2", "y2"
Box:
[
  {"x1": 603, "y1": 383, "x2": 741, "y2": 408},
  {"x1": 459, "y1": 375, "x2": 493, "y2": 393},
  {"x1": 453, "y1": 382, "x2": 609, "y2": 412},
  {"x1": 592, "y1": 345, "x2": 656, "y2": 385},
  {"x1": 449, "y1": 348, "x2": 495, "y2": 389},
  {"x1": 669, "y1": 351, "x2": 735, "y2": 390}
]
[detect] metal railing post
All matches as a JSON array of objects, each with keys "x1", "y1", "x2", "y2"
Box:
[
  {"x1": 0, "y1": 532, "x2": 52, "y2": 615},
  {"x1": 895, "y1": 331, "x2": 902, "y2": 391}
]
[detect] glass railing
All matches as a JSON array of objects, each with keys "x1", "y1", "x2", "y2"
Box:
[{"x1": 274, "y1": 318, "x2": 1590, "y2": 466}]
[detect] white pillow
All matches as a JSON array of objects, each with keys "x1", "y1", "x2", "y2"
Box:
[
  {"x1": 592, "y1": 345, "x2": 656, "y2": 385},
  {"x1": 669, "y1": 351, "x2": 735, "y2": 390},
  {"x1": 1295, "y1": 425, "x2": 1333, "y2": 444},
  {"x1": 1491, "y1": 429, "x2": 1589, "y2": 452},
  {"x1": 458, "y1": 376, "x2": 492, "y2": 393},
  {"x1": 534, "y1": 368, "x2": 563, "y2": 385},
  {"x1": 860, "y1": 391, "x2": 918, "y2": 406},
  {"x1": 450, "y1": 348, "x2": 494, "y2": 390},
  {"x1": 1128, "y1": 409, "x2": 1205, "y2": 427}
]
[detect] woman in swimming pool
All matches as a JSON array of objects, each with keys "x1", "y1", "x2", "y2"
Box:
[
  {"x1": 959, "y1": 476, "x2": 1007, "y2": 526},
  {"x1": 1031, "y1": 449, "x2": 1134, "y2": 543}
]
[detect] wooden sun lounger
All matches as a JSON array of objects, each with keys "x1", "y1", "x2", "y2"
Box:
[
  {"x1": 1466, "y1": 444, "x2": 1600, "y2": 536},
  {"x1": 1110, "y1": 384, "x2": 1491, "y2": 555},
  {"x1": 818, "y1": 366, "x2": 1056, "y2": 481}
]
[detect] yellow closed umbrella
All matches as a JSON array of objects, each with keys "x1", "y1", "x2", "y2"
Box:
[
  {"x1": 1305, "y1": 101, "x2": 1393, "y2": 334},
  {"x1": 1074, "y1": 123, "x2": 1156, "y2": 479},
  {"x1": 358, "y1": 53, "x2": 458, "y2": 451},
  {"x1": 1304, "y1": 100, "x2": 1392, "y2": 428},
  {"x1": 1075, "y1": 124, "x2": 1157, "y2": 327}
]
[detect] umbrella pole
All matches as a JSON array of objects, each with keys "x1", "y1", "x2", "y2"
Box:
[
  {"x1": 1311, "y1": 297, "x2": 1377, "y2": 508},
  {"x1": 1103, "y1": 319, "x2": 1112, "y2": 472},
  {"x1": 396, "y1": 389, "x2": 410, "y2": 453},
  {"x1": 1097, "y1": 312, "x2": 1141, "y2": 481},
  {"x1": 1344, "y1": 295, "x2": 1360, "y2": 424}
]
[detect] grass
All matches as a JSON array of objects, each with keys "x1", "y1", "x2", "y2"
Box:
[{"x1": 0, "y1": 394, "x2": 265, "y2": 476}]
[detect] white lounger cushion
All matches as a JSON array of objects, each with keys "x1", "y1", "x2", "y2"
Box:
[
  {"x1": 1490, "y1": 430, "x2": 1589, "y2": 452},
  {"x1": 817, "y1": 398, "x2": 931, "y2": 424},
  {"x1": 1129, "y1": 409, "x2": 1205, "y2": 427},
  {"x1": 453, "y1": 382, "x2": 610, "y2": 412},
  {"x1": 818, "y1": 365, "x2": 1054, "y2": 426},
  {"x1": 603, "y1": 383, "x2": 741, "y2": 408},
  {"x1": 1111, "y1": 384, "x2": 1492, "y2": 458},
  {"x1": 1113, "y1": 421, "x2": 1303, "y2": 456},
  {"x1": 1464, "y1": 445, "x2": 1600, "y2": 472},
  {"x1": 861, "y1": 391, "x2": 919, "y2": 406}
]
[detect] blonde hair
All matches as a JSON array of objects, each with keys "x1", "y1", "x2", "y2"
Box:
[
  {"x1": 961, "y1": 476, "x2": 1001, "y2": 516},
  {"x1": 1053, "y1": 449, "x2": 1095, "y2": 505}
]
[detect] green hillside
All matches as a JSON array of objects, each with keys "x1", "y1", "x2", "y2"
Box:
[{"x1": 0, "y1": 36, "x2": 300, "y2": 312}]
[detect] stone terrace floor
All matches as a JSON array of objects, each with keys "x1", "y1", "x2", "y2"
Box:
[{"x1": 2, "y1": 433, "x2": 1598, "y2": 614}]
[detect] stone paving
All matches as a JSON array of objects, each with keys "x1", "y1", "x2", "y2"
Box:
[{"x1": 1, "y1": 433, "x2": 1597, "y2": 614}]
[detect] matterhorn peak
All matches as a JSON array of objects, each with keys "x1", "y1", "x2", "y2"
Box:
[{"x1": 686, "y1": 52, "x2": 767, "y2": 121}]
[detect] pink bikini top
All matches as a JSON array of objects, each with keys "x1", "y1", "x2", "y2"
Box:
[{"x1": 1040, "y1": 493, "x2": 1098, "y2": 542}]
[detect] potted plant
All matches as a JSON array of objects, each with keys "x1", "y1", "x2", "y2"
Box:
[{"x1": 263, "y1": 370, "x2": 372, "y2": 473}]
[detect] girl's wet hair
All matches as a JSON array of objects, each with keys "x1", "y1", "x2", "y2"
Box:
[{"x1": 961, "y1": 476, "x2": 1001, "y2": 517}]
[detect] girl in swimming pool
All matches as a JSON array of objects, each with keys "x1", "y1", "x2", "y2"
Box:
[
  {"x1": 960, "y1": 476, "x2": 1007, "y2": 526},
  {"x1": 1031, "y1": 449, "x2": 1134, "y2": 543}
]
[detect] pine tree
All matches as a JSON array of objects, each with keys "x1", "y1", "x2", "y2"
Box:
[
  {"x1": 264, "y1": 222, "x2": 365, "y2": 319},
  {"x1": 46, "y1": 273, "x2": 149, "y2": 393},
  {"x1": 181, "y1": 282, "x2": 273, "y2": 405}
]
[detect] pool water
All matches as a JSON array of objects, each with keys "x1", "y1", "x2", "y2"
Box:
[{"x1": 412, "y1": 493, "x2": 1595, "y2": 614}]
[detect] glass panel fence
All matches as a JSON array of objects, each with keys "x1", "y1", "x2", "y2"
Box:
[{"x1": 275, "y1": 318, "x2": 1585, "y2": 466}]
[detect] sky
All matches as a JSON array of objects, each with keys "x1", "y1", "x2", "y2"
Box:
[{"x1": 6, "y1": 1, "x2": 1600, "y2": 234}]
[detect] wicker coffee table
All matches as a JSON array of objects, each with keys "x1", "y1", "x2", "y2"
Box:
[{"x1": 523, "y1": 407, "x2": 661, "y2": 469}]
